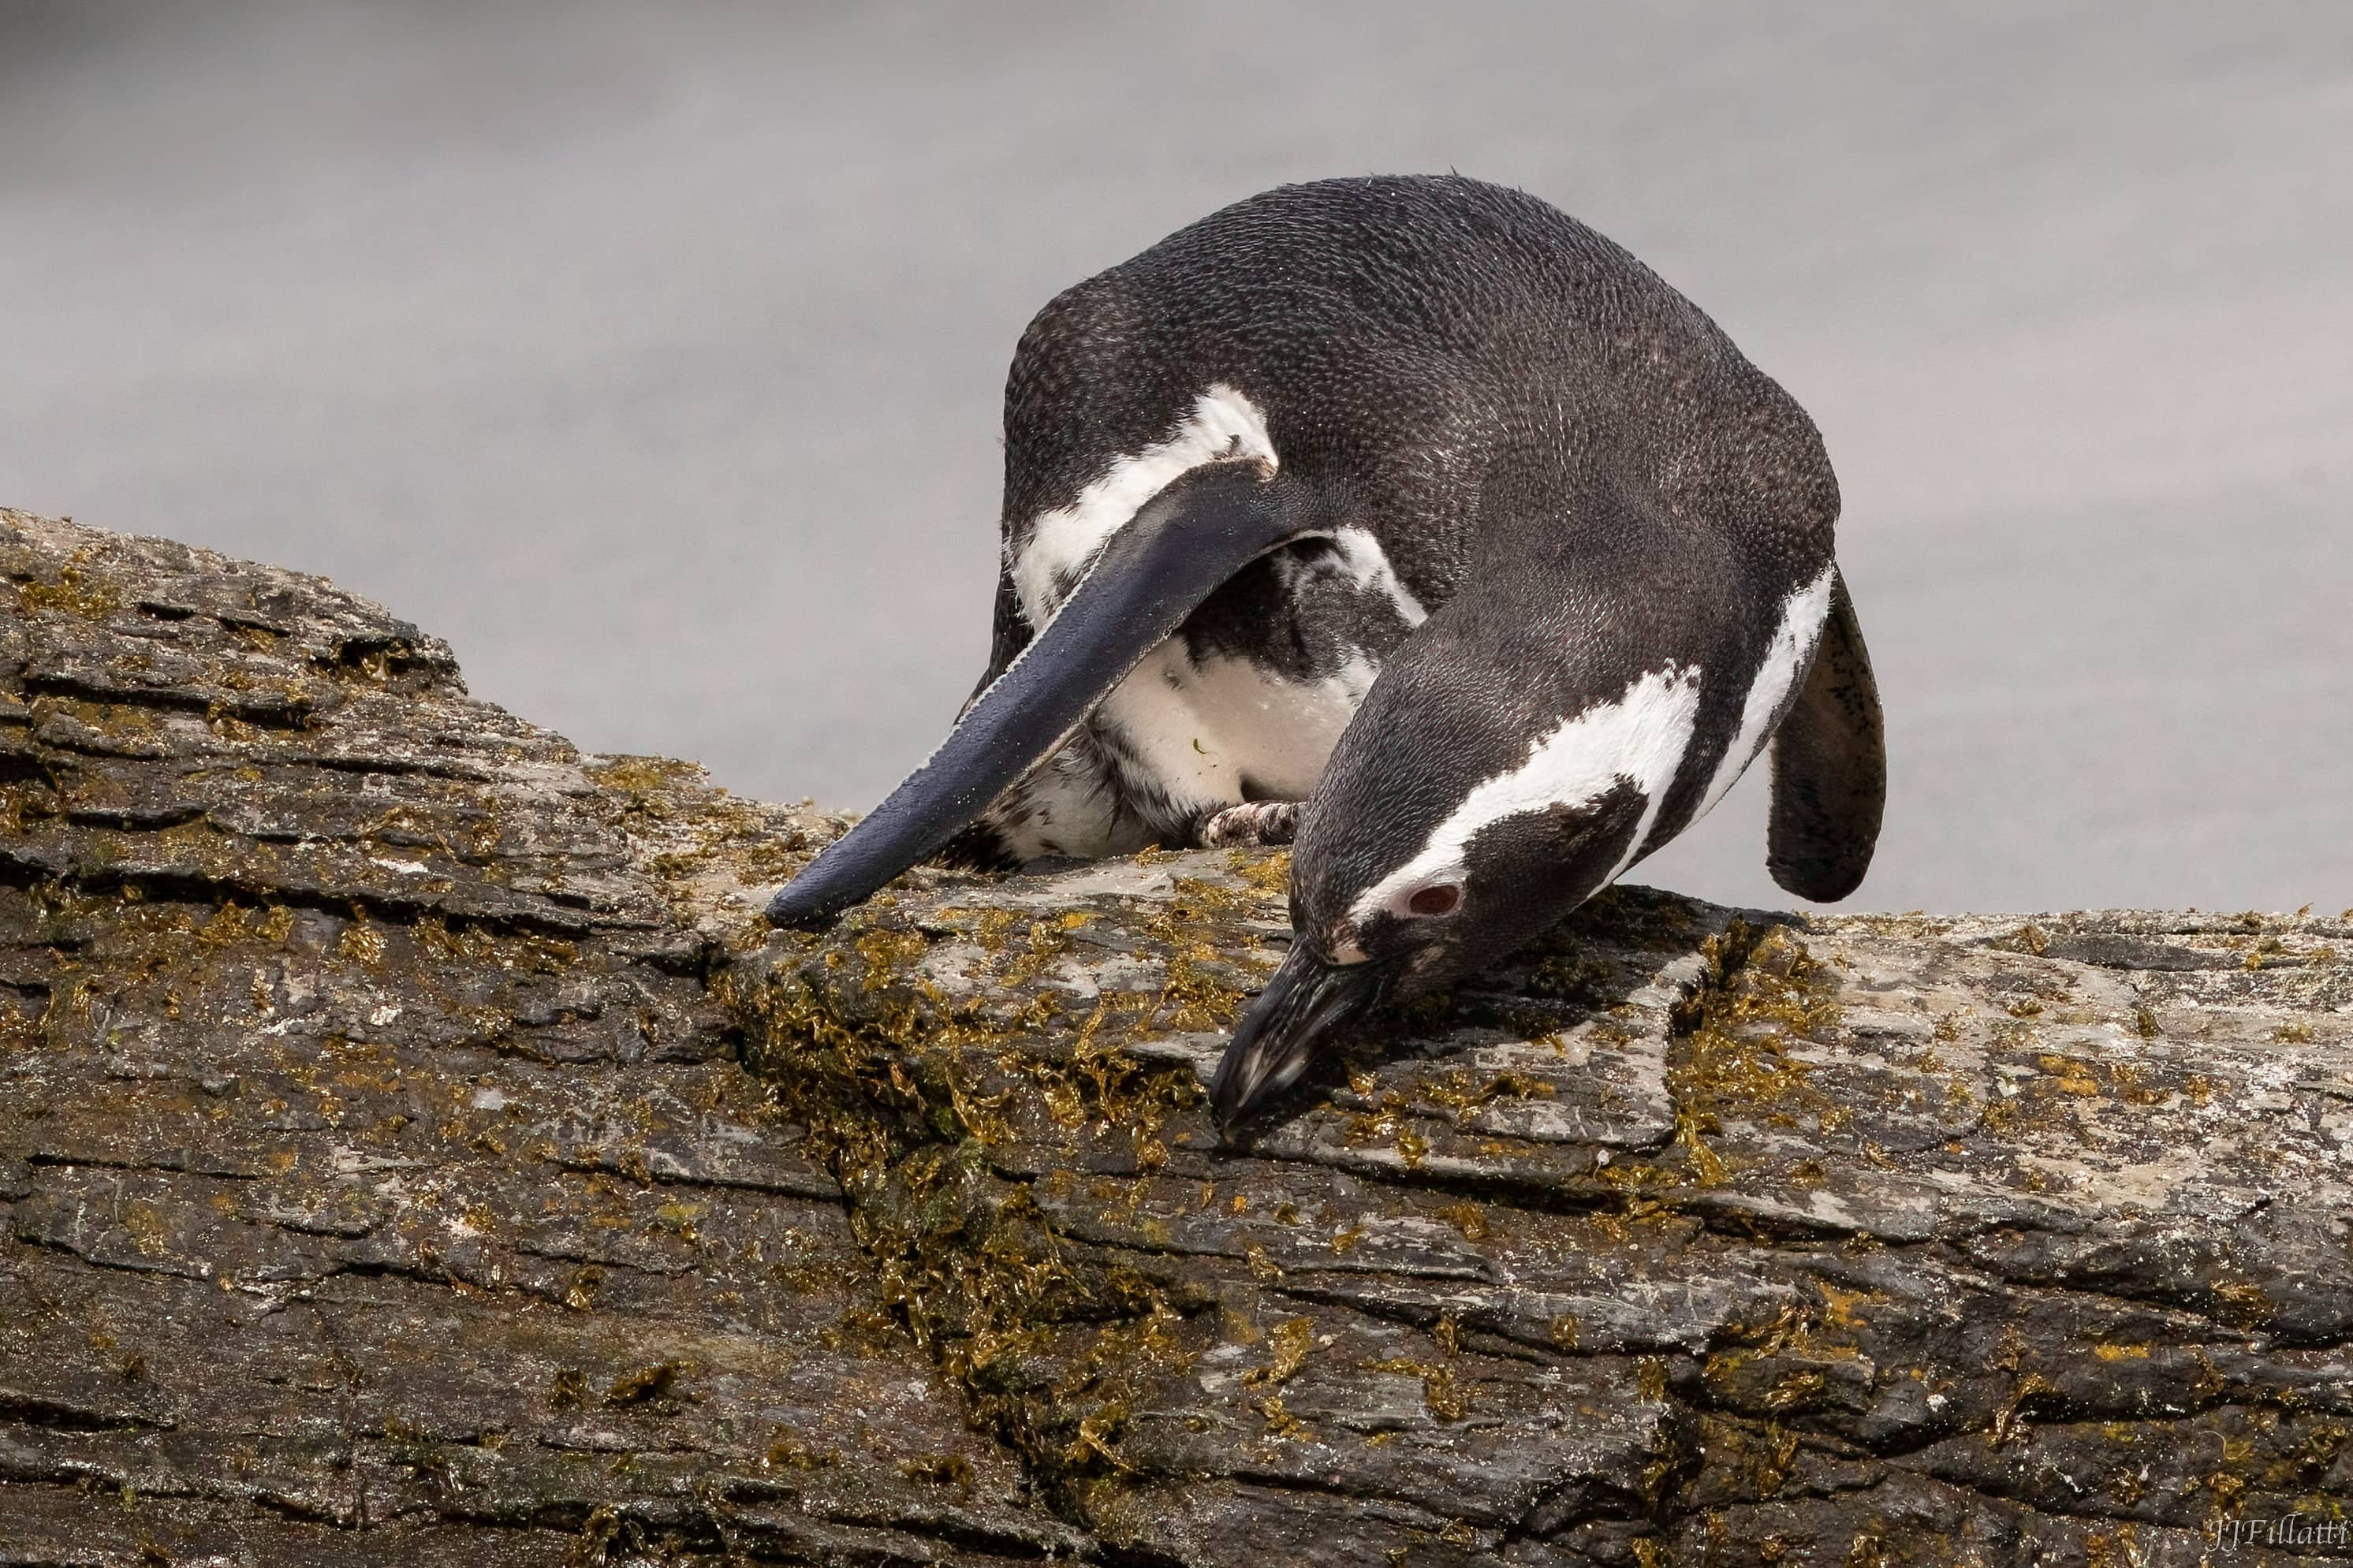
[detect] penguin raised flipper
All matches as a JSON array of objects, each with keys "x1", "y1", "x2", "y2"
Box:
[
  {"x1": 1766, "y1": 571, "x2": 1886, "y2": 903},
  {"x1": 766, "y1": 460, "x2": 1313, "y2": 926}
]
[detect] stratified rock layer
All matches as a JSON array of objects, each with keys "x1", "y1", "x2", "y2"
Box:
[{"x1": 3, "y1": 507, "x2": 2349, "y2": 1566}]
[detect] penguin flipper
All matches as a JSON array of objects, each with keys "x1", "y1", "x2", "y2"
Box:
[
  {"x1": 1766, "y1": 570, "x2": 1885, "y2": 903},
  {"x1": 768, "y1": 460, "x2": 1307, "y2": 926}
]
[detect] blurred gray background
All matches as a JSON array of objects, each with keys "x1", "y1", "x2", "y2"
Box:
[{"x1": 3, "y1": 2, "x2": 2347, "y2": 914}]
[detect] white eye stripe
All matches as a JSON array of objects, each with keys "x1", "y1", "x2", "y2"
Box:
[{"x1": 1348, "y1": 664, "x2": 1702, "y2": 926}]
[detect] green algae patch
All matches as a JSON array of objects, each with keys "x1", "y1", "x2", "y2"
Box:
[
  {"x1": 581, "y1": 751, "x2": 833, "y2": 936},
  {"x1": 1663, "y1": 922, "x2": 1841, "y2": 1186},
  {"x1": 716, "y1": 875, "x2": 1256, "y2": 1497},
  {"x1": 12, "y1": 550, "x2": 125, "y2": 620}
]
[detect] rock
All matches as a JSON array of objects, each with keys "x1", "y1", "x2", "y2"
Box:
[{"x1": 3, "y1": 506, "x2": 2349, "y2": 1565}]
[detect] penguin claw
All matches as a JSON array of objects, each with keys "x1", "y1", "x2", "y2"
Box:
[{"x1": 1194, "y1": 801, "x2": 1302, "y2": 850}]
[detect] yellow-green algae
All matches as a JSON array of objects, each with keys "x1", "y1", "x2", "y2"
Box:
[
  {"x1": 1567, "y1": 918, "x2": 1844, "y2": 1213},
  {"x1": 710, "y1": 873, "x2": 1905, "y2": 1521},
  {"x1": 716, "y1": 860, "x2": 1288, "y2": 1499},
  {"x1": 10, "y1": 547, "x2": 125, "y2": 619}
]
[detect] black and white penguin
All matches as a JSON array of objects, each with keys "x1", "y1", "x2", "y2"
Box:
[{"x1": 767, "y1": 174, "x2": 1885, "y2": 1131}]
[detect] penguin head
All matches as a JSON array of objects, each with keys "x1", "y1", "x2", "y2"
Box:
[{"x1": 1207, "y1": 639, "x2": 1701, "y2": 1133}]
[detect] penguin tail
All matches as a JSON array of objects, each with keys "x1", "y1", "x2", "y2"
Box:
[
  {"x1": 1766, "y1": 569, "x2": 1885, "y2": 902},
  {"x1": 768, "y1": 459, "x2": 1311, "y2": 927}
]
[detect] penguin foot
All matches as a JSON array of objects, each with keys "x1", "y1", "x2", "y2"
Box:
[{"x1": 1193, "y1": 801, "x2": 1300, "y2": 849}]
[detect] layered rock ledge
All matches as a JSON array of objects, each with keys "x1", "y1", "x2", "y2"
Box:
[{"x1": 2, "y1": 508, "x2": 2348, "y2": 1566}]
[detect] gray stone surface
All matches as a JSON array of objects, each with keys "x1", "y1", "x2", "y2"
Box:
[{"x1": 5, "y1": 508, "x2": 2350, "y2": 1563}]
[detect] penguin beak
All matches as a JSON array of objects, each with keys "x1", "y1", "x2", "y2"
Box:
[{"x1": 1209, "y1": 942, "x2": 1385, "y2": 1134}]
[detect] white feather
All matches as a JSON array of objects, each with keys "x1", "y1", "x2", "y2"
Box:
[
  {"x1": 1010, "y1": 383, "x2": 1277, "y2": 628},
  {"x1": 993, "y1": 740, "x2": 1150, "y2": 861},
  {"x1": 1323, "y1": 526, "x2": 1430, "y2": 625},
  {"x1": 1121, "y1": 649, "x2": 1377, "y2": 803},
  {"x1": 1688, "y1": 564, "x2": 1837, "y2": 825}
]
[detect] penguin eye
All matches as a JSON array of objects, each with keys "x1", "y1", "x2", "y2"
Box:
[{"x1": 1404, "y1": 883, "x2": 1462, "y2": 918}]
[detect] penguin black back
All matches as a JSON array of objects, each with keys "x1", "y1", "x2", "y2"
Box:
[{"x1": 997, "y1": 176, "x2": 1833, "y2": 641}]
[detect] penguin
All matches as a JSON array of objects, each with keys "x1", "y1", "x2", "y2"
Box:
[{"x1": 766, "y1": 174, "x2": 1885, "y2": 1133}]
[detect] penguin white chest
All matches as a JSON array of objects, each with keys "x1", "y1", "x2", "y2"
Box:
[
  {"x1": 1099, "y1": 642, "x2": 1379, "y2": 806},
  {"x1": 1087, "y1": 523, "x2": 1427, "y2": 811}
]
